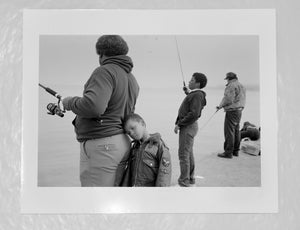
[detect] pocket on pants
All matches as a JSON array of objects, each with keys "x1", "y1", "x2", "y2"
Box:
[
  {"x1": 188, "y1": 124, "x2": 198, "y2": 137},
  {"x1": 94, "y1": 143, "x2": 123, "y2": 166},
  {"x1": 96, "y1": 144, "x2": 118, "y2": 152},
  {"x1": 80, "y1": 141, "x2": 90, "y2": 160}
]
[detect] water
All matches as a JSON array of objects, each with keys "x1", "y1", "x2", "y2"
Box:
[{"x1": 38, "y1": 85, "x2": 260, "y2": 186}]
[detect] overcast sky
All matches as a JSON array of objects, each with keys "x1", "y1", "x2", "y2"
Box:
[{"x1": 39, "y1": 35, "x2": 259, "y2": 90}]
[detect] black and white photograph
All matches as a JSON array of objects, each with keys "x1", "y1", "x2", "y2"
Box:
[
  {"x1": 22, "y1": 9, "x2": 277, "y2": 213},
  {"x1": 38, "y1": 35, "x2": 260, "y2": 188}
]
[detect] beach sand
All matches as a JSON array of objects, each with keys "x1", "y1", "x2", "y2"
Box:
[{"x1": 38, "y1": 86, "x2": 260, "y2": 187}]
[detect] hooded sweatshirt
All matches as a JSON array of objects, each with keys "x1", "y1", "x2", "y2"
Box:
[
  {"x1": 63, "y1": 55, "x2": 139, "y2": 142},
  {"x1": 175, "y1": 90, "x2": 207, "y2": 128}
]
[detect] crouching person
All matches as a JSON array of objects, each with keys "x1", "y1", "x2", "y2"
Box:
[
  {"x1": 240, "y1": 121, "x2": 260, "y2": 141},
  {"x1": 115, "y1": 113, "x2": 172, "y2": 187}
]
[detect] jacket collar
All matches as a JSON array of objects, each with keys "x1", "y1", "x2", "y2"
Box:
[
  {"x1": 99, "y1": 55, "x2": 133, "y2": 73},
  {"x1": 226, "y1": 78, "x2": 237, "y2": 86},
  {"x1": 133, "y1": 133, "x2": 161, "y2": 146},
  {"x1": 189, "y1": 88, "x2": 202, "y2": 93}
]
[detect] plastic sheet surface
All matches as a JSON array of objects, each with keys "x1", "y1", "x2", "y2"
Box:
[{"x1": 1, "y1": 0, "x2": 300, "y2": 229}]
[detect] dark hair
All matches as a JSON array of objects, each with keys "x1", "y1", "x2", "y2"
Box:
[
  {"x1": 193, "y1": 72, "x2": 207, "y2": 89},
  {"x1": 96, "y1": 35, "x2": 129, "y2": 57},
  {"x1": 124, "y1": 113, "x2": 146, "y2": 126}
]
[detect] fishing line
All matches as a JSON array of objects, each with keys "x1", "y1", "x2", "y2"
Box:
[
  {"x1": 174, "y1": 36, "x2": 186, "y2": 87},
  {"x1": 174, "y1": 37, "x2": 218, "y2": 131},
  {"x1": 199, "y1": 109, "x2": 220, "y2": 131}
]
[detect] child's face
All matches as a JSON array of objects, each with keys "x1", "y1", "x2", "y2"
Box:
[
  {"x1": 125, "y1": 119, "x2": 146, "y2": 140},
  {"x1": 188, "y1": 76, "x2": 200, "y2": 90}
]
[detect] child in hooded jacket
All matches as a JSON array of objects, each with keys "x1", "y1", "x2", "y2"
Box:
[{"x1": 115, "y1": 113, "x2": 172, "y2": 187}]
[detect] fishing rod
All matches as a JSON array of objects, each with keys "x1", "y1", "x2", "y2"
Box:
[
  {"x1": 199, "y1": 108, "x2": 220, "y2": 131},
  {"x1": 174, "y1": 36, "x2": 219, "y2": 130},
  {"x1": 39, "y1": 83, "x2": 65, "y2": 117},
  {"x1": 174, "y1": 36, "x2": 186, "y2": 88},
  {"x1": 39, "y1": 83, "x2": 62, "y2": 99}
]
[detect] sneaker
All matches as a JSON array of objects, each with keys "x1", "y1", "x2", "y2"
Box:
[{"x1": 217, "y1": 152, "x2": 233, "y2": 159}]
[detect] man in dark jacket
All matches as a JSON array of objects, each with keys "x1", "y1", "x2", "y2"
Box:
[
  {"x1": 62, "y1": 35, "x2": 139, "y2": 186},
  {"x1": 216, "y1": 72, "x2": 246, "y2": 158},
  {"x1": 174, "y1": 72, "x2": 207, "y2": 187}
]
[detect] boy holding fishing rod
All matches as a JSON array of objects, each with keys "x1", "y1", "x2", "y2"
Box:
[{"x1": 174, "y1": 73, "x2": 207, "y2": 187}]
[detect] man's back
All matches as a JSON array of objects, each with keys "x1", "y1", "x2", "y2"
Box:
[{"x1": 222, "y1": 79, "x2": 246, "y2": 111}]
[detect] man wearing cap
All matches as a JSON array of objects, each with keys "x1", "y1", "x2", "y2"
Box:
[{"x1": 216, "y1": 72, "x2": 246, "y2": 159}]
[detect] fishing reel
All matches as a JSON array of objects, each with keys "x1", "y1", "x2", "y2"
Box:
[
  {"x1": 46, "y1": 98, "x2": 65, "y2": 118},
  {"x1": 39, "y1": 83, "x2": 66, "y2": 118}
]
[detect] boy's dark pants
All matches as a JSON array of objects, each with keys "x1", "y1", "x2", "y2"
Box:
[
  {"x1": 178, "y1": 122, "x2": 198, "y2": 187},
  {"x1": 224, "y1": 110, "x2": 242, "y2": 156}
]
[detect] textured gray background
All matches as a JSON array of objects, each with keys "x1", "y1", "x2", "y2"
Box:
[{"x1": 1, "y1": 0, "x2": 299, "y2": 229}]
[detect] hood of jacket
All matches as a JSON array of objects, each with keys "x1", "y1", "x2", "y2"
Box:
[
  {"x1": 200, "y1": 90, "x2": 207, "y2": 107},
  {"x1": 100, "y1": 55, "x2": 133, "y2": 73},
  {"x1": 225, "y1": 78, "x2": 237, "y2": 86},
  {"x1": 146, "y1": 133, "x2": 161, "y2": 145},
  {"x1": 132, "y1": 133, "x2": 162, "y2": 147},
  {"x1": 191, "y1": 89, "x2": 207, "y2": 107}
]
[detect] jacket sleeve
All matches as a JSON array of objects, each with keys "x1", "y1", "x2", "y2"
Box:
[
  {"x1": 177, "y1": 94, "x2": 203, "y2": 127},
  {"x1": 155, "y1": 141, "x2": 172, "y2": 187},
  {"x1": 219, "y1": 84, "x2": 235, "y2": 108},
  {"x1": 62, "y1": 68, "x2": 113, "y2": 118}
]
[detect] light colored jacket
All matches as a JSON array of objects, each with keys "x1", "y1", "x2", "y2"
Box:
[{"x1": 219, "y1": 79, "x2": 246, "y2": 111}]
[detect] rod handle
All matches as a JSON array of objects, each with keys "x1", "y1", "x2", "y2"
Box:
[{"x1": 45, "y1": 87, "x2": 58, "y2": 97}]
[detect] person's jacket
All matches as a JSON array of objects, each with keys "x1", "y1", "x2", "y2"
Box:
[
  {"x1": 114, "y1": 133, "x2": 172, "y2": 187},
  {"x1": 219, "y1": 79, "x2": 246, "y2": 112},
  {"x1": 175, "y1": 89, "x2": 207, "y2": 128},
  {"x1": 241, "y1": 121, "x2": 260, "y2": 140},
  {"x1": 63, "y1": 55, "x2": 139, "y2": 142}
]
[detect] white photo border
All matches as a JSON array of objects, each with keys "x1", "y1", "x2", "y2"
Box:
[{"x1": 22, "y1": 9, "x2": 277, "y2": 213}]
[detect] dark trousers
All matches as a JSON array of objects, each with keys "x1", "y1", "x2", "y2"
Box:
[
  {"x1": 224, "y1": 110, "x2": 242, "y2": 156},
  {"x1": 178, "y1": 122, "x2": 198, "y2": 187}
]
